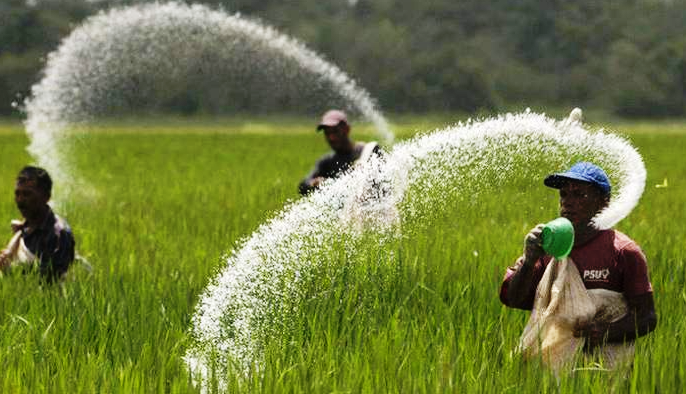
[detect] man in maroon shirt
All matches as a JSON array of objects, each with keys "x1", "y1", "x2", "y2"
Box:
[{"x1": 500, "y1": 162, "x2": 656, "y2": 350}]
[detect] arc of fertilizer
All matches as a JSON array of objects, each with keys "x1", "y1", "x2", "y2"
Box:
[
  {"x1": 22, "y1": 1, "x2": 393, "y2": 205},
  {"x1": 185, "y1": 110, "x2": 646, "y2": 388}
]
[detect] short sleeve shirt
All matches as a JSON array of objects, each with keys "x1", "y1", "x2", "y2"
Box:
[
  {"x1": 21, "y1": 208, "x2": 75, "y2": 282},
  {"x1": 299, "y1": 142, "x2": 381, "y2": 195},
  {"x1": 500, "y1": 229, "x2": 652, "y2": 310}
]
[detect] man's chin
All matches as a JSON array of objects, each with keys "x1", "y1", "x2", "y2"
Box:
[
  {"x1": 18, "y1": 210, "x2": 33, "y2": 221},
  {"x1": 561, "y1": 214, "x2": 580, "y2": 228}
]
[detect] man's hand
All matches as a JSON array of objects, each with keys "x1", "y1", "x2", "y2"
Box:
[
  {"x1": 10, "y1": 220, "x2": 24, "y2": 233},
  {"x1": 573, "y1": 320, "x2": 608, "y2": 348},
  {"x1": 0, "y1": 249, "x2": 11, "y2": 270},
  {"x1": 309, "y1": 176, "x2": 326, "y2": 189},
  {"x1": 574, "y1": 293, "x2": 657, "y2": 348},
  {"x1": 523, "y1": 224, "x2": 546, "y2": 264},
  {"x1": 503, "y1": 224, "x2": 546, "y2": 309}
]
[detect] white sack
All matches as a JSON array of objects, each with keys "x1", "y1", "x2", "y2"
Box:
[{"x1": 517, "y1": 257, "x2": 629, "y2": 372}]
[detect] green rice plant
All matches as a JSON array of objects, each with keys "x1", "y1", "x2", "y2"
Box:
[{"x1": 0, "y1": 118, "x2": 684, "y2": 393}]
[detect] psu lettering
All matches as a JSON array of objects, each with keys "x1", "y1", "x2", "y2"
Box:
[{"x1": 583, "y1": 269, "x2": 610, "y2": 281}]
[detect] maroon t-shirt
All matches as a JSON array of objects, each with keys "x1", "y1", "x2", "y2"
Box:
[{"x1": 500, "y1": 229, "x2": 653, "y2": 310}]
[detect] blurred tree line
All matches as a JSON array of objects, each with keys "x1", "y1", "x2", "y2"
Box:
[{"x1": 1, "y1": 0, "x2": 685, "y2": 117}]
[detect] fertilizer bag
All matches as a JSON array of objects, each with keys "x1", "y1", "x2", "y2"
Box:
[
  {"x1": 517, "y1": 257, "x2": 595, "y2": 370},
  {"x1": 517, "y1": 256, "x2": 630, "y2": 372}
]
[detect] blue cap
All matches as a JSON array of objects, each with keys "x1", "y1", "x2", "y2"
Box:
[{"x1": 544, "y1": 162, "x2": 611, "y2": 194}]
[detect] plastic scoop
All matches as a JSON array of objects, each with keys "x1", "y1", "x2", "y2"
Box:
[{"x1": 541, "y1": 217, "x2": 575, "y2": 259}]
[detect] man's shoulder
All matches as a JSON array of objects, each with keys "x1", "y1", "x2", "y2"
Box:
[
  {"x1": 365, "y1": 141, "x2": 382, "y2": 153},
  {"x1": 610, "y1": 229, "x2": 641, "y2": 252},
  {"x1": 357, "y1": 141, "x2": 383, "y2": 162},
  {"x1": 316, "y1": 151, "x2": 337, "y2": 163},
  {"x1": 53, "y1": 214, "x2": 74, "y2": 238}
]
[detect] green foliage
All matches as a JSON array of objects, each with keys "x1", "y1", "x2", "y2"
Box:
[
  {"x1": 606, "y1": 36, "x2": 686, "y2": 117},
  {"x1": 0, "y1": 0, "x2": 93, "y2": 115},
  {"x1": 0, "y1": 52, "x2": 40, "y2": 115},
  {"x1": 2, "y1": 0, "x2": 686, "y2": 116}
]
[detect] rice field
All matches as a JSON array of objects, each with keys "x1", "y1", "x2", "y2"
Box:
[{"x1": 0, "y1": 117, "x2": 684, "y2": 393}]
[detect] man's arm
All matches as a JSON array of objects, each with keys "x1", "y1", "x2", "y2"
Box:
[
  {"x1": 299, "y1": 156, "x2": 328, "y2": 195},
  {"x1": 575, "y1": 292, "x2": 657, "y2": 347},
  {"x1": 1, "y1": 229, "x2": 24, "y2": 271},
  {"x1": 500, "y1": 224, "x2": 546, "y2": 309},
  {"x1": 299, "y1": 173, "x2": 324, "y2": 195}
]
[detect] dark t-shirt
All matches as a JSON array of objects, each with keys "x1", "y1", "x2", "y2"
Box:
[
  {"x1": 500, "y1": 229, "x2": 652, "y2": 310},
  {"x1": 299, "y1": 142, "x2": 381, "y2": 195},
  {"x1": 21, "y1": 208, "x2": 75, "y2": 282}
]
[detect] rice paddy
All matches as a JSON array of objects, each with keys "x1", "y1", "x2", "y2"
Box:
[{"x1": 0, "y1": 117, "x2": 684, "y2": 393}]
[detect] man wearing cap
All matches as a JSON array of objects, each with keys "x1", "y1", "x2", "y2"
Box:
[
  {"x1": 0, "y1": 166, "x2": 75, "y2": 283},
  {"x1": 499, "y1": 162, "x2": 656, "y2": 362},
  {"x1": 299, "y1": 109, "x2": 381, "y2": 195}
]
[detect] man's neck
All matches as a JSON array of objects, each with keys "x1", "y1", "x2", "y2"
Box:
[
  {"x1": 574, "y1": 224, "x2": 603, "y2": 247},
  {"x1": 335, "y1": 141, "x2": 356, "y2": 155}
]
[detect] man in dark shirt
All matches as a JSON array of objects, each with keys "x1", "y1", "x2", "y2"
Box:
[
  {"x1": 299, "y1": 109, "x2": 381, "y2": 195},
  {"x1": 0, "y1": 166, "x2": 75, "y2": 283}
]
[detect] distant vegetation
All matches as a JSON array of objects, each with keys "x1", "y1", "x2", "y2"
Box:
[{"x1": 1, "y1": 0, "x2": 685, "y2": 117}]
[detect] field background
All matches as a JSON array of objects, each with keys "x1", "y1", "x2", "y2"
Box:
[{"x1": 0, "y1": 116, "x2": 684, "y2": 393}]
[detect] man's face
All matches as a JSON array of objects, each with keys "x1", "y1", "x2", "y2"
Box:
[
  {"x1": 558, "y1": 180, "x2": 609, "y2": 230},
  {"x1": 321, "y1": 124, "x2": 350, "y2": 152},
  {"x1": 15, "y1": 179, "x2": 49, "y2": 221}
]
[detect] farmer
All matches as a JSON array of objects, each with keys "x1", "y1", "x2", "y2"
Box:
[
  {"x1": 0, "y1": 166, "x2": 75, "y2": 283},
  {"x1": 499, "y1": 162, "x2": 656, "y2": 363},
  {"x1": 299, "y1": 109, "x2": 381, "y2": 195}
]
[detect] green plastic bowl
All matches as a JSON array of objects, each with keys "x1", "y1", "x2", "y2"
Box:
[{"x1": 541, "y1": 217, "x2": 575, "y2": 259}]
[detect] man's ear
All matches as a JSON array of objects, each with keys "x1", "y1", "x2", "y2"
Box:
[
  {"x1": 602, "y1": 193, "x2": 611, "y2": 207},
  {"x1": 41, "y1": 190, "x2": 51, "y2": 204}
]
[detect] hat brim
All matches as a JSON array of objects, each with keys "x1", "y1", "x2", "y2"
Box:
[
  {"x1": 544, "y1": 173, "x2": 595, "y2": 189},
  {"x1": 316, "y1": 120, "x2": 346, "y2": 131}
]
